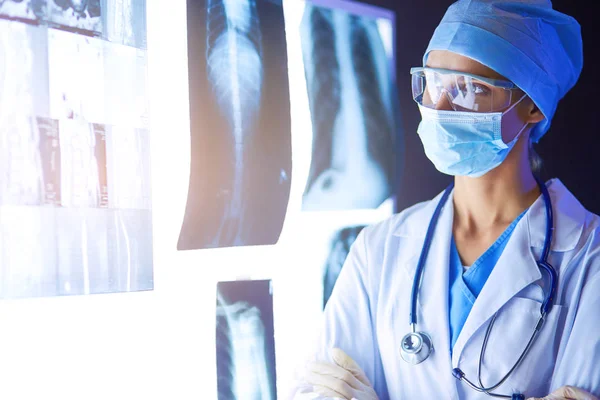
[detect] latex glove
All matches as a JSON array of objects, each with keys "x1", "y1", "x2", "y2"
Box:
[
  {"x1": 527, "y1": 385, "x2": 598, "y2": 400},
  {"x1": 304, "y1": 348, "x2": 379, "y2": 400}
]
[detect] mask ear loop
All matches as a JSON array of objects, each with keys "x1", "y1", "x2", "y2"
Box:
[{"x1": 502, "y1": 93, "x2": 530, "y2": 146}]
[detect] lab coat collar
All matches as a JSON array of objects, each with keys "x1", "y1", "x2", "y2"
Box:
[
  {"x1": 527, "y1": 178, "x2": 585, "y2": 252},
  {"x1": 392, "y1": 178, "x2": 585, "y2": 253}
]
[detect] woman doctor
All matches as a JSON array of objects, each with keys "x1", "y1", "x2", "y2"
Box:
[{"x1": 291, "y1": 1, "x2": 600, "y2": 399}]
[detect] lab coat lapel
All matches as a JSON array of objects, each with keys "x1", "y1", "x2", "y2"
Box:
[
  {"x1": 451, "y1": 205, "x2": 542, "y2": 367},
  {"x1": 402, "y1": 189, "x2": 455, "y2": 394}
]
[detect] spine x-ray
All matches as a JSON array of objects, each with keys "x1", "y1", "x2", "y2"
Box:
[
  {"x1": 300, "y1": 4, "x2": 397, "y2": 211},
  {"x1": 216, "y1": 280, "x2": 277, "y2": 400},
  {"x1": 0, "y1": 0, "x2": 152, "y2": 299},
  {"x1": 178, "y1": 0, "x2": 292, "y2": 250}
]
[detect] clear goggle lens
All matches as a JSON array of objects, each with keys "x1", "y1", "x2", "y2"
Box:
[{"x1": 411, "y1": 68, "x2": 517, "y2": 113}]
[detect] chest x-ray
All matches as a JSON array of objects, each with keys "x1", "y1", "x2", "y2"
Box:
[
  {"x1": 178, "y1": 0, "x2": 292, "y2": 250},
  {"x1": 300, "y1": 4, "x2": 397, "y2": 211},
  {"x1": 216, "y1": 280, "x2": 277, "y2": 400}
]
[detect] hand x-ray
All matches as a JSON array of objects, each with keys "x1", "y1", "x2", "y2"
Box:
[
  {"x1": 179, "y1": 0, "x2": 292, "y2": 250},
  {"x1": 300, "y1": 3, "x2": 397, "y2": 211},
  {"x1": 216, "y1": 280, "x2": 277, "y2": 400}
]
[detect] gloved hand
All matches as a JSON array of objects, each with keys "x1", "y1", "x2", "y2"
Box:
[
  {"x1": 303, "y1": 348, "x2": 379, "y2": 400},
  {"x1": 527, "y1": 385, "x2": 598, "y2": 400}
]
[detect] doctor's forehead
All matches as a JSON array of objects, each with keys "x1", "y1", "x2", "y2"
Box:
[{"x1": 425, "y1": 50, "x2": 508, "y2": 81}]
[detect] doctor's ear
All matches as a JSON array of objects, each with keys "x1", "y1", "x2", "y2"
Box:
[{"x1": 523, "y1": 97, "x2": 545, "y2": 124}]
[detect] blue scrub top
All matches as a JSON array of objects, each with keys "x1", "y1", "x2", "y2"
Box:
[{"x1": 448, "y1": 209, "x2": 528, "y2": 351}]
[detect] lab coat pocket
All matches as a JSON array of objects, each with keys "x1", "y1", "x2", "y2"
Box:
[{"x1": 483, "y1": 296, "x2": 567, "y2": 397}]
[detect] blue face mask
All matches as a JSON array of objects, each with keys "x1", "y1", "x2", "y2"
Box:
[{"x1": 416, "y1": 96, "x2": 528, "y2": 177}]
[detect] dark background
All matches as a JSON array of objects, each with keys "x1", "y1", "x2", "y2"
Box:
[{"x1": 360, "y1": 0, "x2": 598, "y2": 215}]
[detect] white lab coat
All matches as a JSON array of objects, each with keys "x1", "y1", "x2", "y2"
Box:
[{"x1": 292, "y1": 178, "x2": 600, "y2": 399}]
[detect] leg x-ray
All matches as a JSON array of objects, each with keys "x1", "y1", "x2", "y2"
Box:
[
  {"x1": 178, "y1": 0, "x2": 292, "y2": 250},
  {"x1": 300, "y1": 4, "x2": 397, "y2": 211},
  {"x1": 216, "y1": 280, "x2": 277, "y2": 400}
]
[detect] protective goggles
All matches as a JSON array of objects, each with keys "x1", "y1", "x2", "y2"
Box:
[{"x1": 410, "y1": 67, "x2": 520, "y2": 113}]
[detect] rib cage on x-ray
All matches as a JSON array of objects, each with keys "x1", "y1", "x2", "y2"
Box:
[
  {"x1": 349, "y1": 16, "x2": 395, "y2": 188},
  {"x1": 216, "y1": 293, "x2": 274, "y2": 400},
  {"x1": 303, "y1": 7, "x2": 340, "y2": 199},
  {"x1": 206, "y1": 0, "x2": 263, "y2": 246},
  {"x1": 301, "y1": 5, "x2": 395, "y2": 210}
]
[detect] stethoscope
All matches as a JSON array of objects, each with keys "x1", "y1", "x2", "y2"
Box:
[{"x1": 400, "y1": 177, "x2": 557, "y2": 400}]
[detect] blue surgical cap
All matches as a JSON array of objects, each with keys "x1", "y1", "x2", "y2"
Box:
[{"x1": 423, "y1": 0, "x2": 583, "y2": 142}]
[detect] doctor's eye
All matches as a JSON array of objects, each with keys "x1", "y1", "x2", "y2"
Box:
[{"x1": 472, "y1": 83, "x2": 491, "y2": 96}]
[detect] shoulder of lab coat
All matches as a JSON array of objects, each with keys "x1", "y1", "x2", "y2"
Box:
[{"x1": 547, "y1": 188, "x2": 600, "y2": 396}]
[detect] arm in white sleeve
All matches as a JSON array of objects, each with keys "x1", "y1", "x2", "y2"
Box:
[
  {"x1": 549, "y1": 271, "x2": 600, "y2": 396},
  {"x1": 289, "y1": 228, "x2": 389, "y2": 400}
]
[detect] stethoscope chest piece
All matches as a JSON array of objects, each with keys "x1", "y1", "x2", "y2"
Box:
[{"x1": 400, "y1": 331, "x2": 433, "y2": 365}]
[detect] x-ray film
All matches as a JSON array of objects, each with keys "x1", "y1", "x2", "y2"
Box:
[
  {"x1": 0, "y1": 5, "x2": 152, "y2": 299},
  {"x1": 48, "y1": 28, "x2": 105, "y2": 122},
  {"x1": 178, "y1": 0, "x2": 292, "y2": 250},
  {"x1": 58, "y1": 119, "x2": 107, "y2": 208},
  {"x1": 0, "y1": 121, "x2": 153, "y2": 299},
  {"x1": 102, "y1": 0, "x2": 146, "y2": 48},
  {"x1": 300, "y1": 3, "x2": 398, "y2": 211},
  {"x1": 216, "y1": 279, "x2": 277, "y2": 400},
  {"x1": 0, "y1": 0, "x2": 46, "y2": 21},
  {"x1": 105, "y1": 125, "x2": 151, "y2": 210},
  {"x1": 47, "y1": 0, "x2": 103, "y2": 35},
  {"x1": 103, "y1": 42, "x2": 148, "y2": 128},
  {"x1": 0, "y1": 207, "x2": 56, "y2": 298},
  {"x1": 37, "y1": 117, "x2": 62, "y2": 205},
  {"x1": 1, "y1": 0, "x2": 147, "y2": 49}
]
